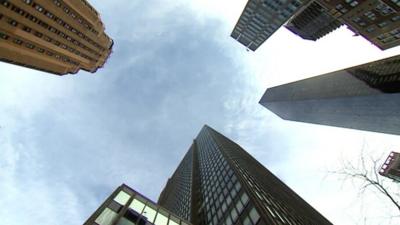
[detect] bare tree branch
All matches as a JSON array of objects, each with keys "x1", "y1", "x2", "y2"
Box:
[{"x1": 329, "y1": 145, "x2": 400, "y2": 223}]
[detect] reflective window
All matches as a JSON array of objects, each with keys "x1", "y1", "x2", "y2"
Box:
[
  {"x1": 117, "y1": 217, "x2": 136, "y2": 225},
  {"x1": 234, "y1": 182, "x2": 241, "y2": 192},
  {"x1": 154, "y1": 211, "x2": 168, "y2": 225},
  {"x1": 95, "y1": 208, "x2": 118, "y2": 225},
  {"x1": 236, "y1": 200, "x2": 244, "y2": 214},
  {"x1": 114, "y1": 191, "x2": 131, "y2": 205},
  {"x1": 243, "y1": 216, "x2": 251, "y2": 225},
  {"x1": 249, "y1": 208, "x2": 260, "y2": 224},
  {"x1": 230, "y1": 208, "x2": 238, "y2": 222},
  {"x1": 143, "y1": 205, "x2": 157, "y2": 223},
  {"x1": 241, "y1": 193, "x2": 249, "y2": 205},
  {"x1": 225, "y1": 215, "x2": 233, "y2": 225},
  {"x1": 168, "y1": 216, "x2": 180, "y2": 225},
  {"x1": 130, "y1": 198, "x2": 146, "y2": 213}
]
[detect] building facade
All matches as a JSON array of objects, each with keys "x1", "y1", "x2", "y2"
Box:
[
  {"x1": 380, "y1": 151, "x2": 400, "y2": 182},
  {"x1": 83, "y1": 184, "x2": 193, "y2": 225},
  {"x1": 0, "y1": 0, "x2": 113, "y2": 75},
  {"x1": 231, "y1": 0, "x2": 309, "y2": 51},
  {"x1": 285, "y1": 1, "x2": 343, "y2": 41},
  {"x1": 259, "y1": 54, "x2": 400, "y2": 135},
  {"x1": 158, "y1": 125, "x2": 333, "y2": 225},
  {"x1": 287, "y1": 0, "x2": 400, "y2": 50}
]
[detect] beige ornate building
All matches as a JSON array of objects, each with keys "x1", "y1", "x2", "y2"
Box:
[{"x1": 0, "y1": 0, "x2": 113, "y2": 75}]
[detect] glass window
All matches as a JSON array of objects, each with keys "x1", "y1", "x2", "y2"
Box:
[
  {"x1": 249, "y1": 208, "x2": 260, "y2": 224},
  {"x1": 169, "y1": 216, "x2": 180, "y2": 225},
  {"x1": 130, "y1": 198, "x2": 146, "y2": 213},
  {"x1": 230, "y1": 208, "x2": 238, "y2": 222},
  {"x1": 114, "y1": 191, "x2": 131, "y2": 205},
  {"x1": 123, "y1": 209, "x2": 140, "y2": 224},
  {"x1": 222, "y1": 202, "x2": 227, "y2": 212},
  {"x1": 143, "y1": 205, "x2": 157, "y2": 223},
  {"x1": 213, "y1": 216, "x2": 218, "y2": 225},
  {"x1": 231, "y1": 188, "x2": 237, "y2": 199},
  {"x1": 154, "y1": 211, "x2": 168, "y2": 225},
  {"x1": 225, "y1": 215, "x2": 233, "y2": 225},
  {"x1": 117, "y1": 217, "x2": 135, "y2": 225},
  {"x1": 217, "y1": 209, "x2": 223, "y2": 219},
  {"x1": 95, "y1": 208, "x2": 118, "y2": 225},
  {"x1": 223, "y1": 188, "x2": 228, "y2": 196},
  {"x1": 236, "y1": 200, "x2": 244, "y2": 214},
  {"x1": 243, "y1": 217, "x2": 252, "y2": 225},
  {"x1": 241, "y1": 193, "x2": 249, "y2": 205},
  {"x1": 226, "y1": 195, "x2": 232, "y2": 205},
  {"x1": 235, "y1": 182, "x2": 241, "y2": 192}
]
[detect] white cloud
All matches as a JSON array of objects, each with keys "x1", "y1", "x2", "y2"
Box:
[{"x1": 1, "y1": 1, "x2": 400, "y2": 225}]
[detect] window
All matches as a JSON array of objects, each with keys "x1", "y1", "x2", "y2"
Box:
[
  {"x1": 222, "y1": 202, "x2": 227, "y2": 212},
  {"x1": 13, "y1": 39, "x2": 23, "y2": 45},
  {"x1": 249, "y1": 208, "x2": 260, "y2": 224},
  {"x1": 236, "y1": 200, "x2": 244, "y2": 214},
  {"x1": 154, "y1": 211, "x2": 168, "y2": 225},
  {"x1": 130, "y1": 198, "x2": 145, "y2": 213},
  {"x1": 234, "y1": 182, "x2": 241, "y2": 192},
  {"x1": 168, "y1": 216, "x2": 180, "y2": 225},
  {"x1": 95, "y1": 208, "x2": 118, "y2": 225},
  {"x1": 114, "y1": 191, "x2": 130, "y2": 206},
  {"x1": 142, "y1": 205, "x2": 157, "y2": 223},
  {"x1": 0, "y1": 32, "x2": 8, "y2": 40},
  {"x1": 243, "y1": 217, "x2": 252, "y2": 225},
  {"x1": 225, "y1": 215, "x2": 233, "y2": 225},
  {"x1": 241, "y1": 193, "x2": 249, "y2": 205},
  {"x1": 230, "y1": 208, "x2": 238, "y2": 222},
  {"x1": 226, "y1": 195, "x2": 232, "y2": 205}
]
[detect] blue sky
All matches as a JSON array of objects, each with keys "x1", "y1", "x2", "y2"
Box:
[{"x1": 0, "y1": 0, "x2": 400, "y2": 224}]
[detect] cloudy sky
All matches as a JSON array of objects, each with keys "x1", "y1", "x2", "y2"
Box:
[{"x1": 1, "y1": 0, "x2": 400, "y2": 224}]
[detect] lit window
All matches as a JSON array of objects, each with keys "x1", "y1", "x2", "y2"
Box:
[
  {"x1": 95, "y1": 208, "x2": 118, "y2": 225},
  {"x1": 154, "y1": 211, "x2": 168, "y2": 225},
  {"x1": 142, "y1": 205, "x2": 157, "y2": 223},
  {"x1": 114, "y1": 191, "x2": 131, "y2": 205}
]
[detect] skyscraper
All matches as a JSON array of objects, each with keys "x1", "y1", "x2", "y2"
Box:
[
  {"x1": 83, "y1": 184, "x2": 193, "y2": 225},
  {"x1": 287, "y1": 0, "x2": 400, "y2": 50},
  {"x1": 285, "y1": 1, "x2": 343, "y2": 41},
  {"x1": 158, "y1": 125, "x2": 333, "y2": 225},
  {"x1": 259, "y1": 54, "x2": 400, "y2": 135},
  {"x1": 231, "y1": 0, "x2": 308, "y2": 51},
  {"x1": 380, "y1": 151, "x2": 400, "y2": 182},
  {"x1": 0, "y1": 0, "x2": 113, "y2": 75}
]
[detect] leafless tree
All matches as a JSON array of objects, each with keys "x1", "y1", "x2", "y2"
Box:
[{"x1": 330, "y1": 144, "x2": 400, "y2": 223}]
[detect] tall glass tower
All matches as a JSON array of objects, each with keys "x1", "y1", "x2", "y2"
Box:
[
  {"x1": 158, "y1": 125, "x2": 332, "y2": 225},
  {"x1": 259, "y1": 54, "x2": 400, "y2": 135}
]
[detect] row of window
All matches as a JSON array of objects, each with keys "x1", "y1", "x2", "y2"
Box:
[
  {"x1": 52, "y1": 0, "x2": 100, "y2": 36},
  {"x1": 233, "y1": 160, "x2": 315, "y2": 225},
  {"x1": 1, "y1": 0, "x2": 101, "y2": 62},
  {"x1": 96, "y1": 190, "x2": 190, "y2": 225},
  {"x1": 79, "y1": 0, "x2": 99, "y2": 16},
  {"x1": 21, "y1": 0, "x2": 106, "y2": 52},
  {"x1": 0, "y1": 27, "x2": 80, "y2": 67},
  {"x1": 234, "y1": 0, "x2": 302, "y2": 48},
  {"x1": 0, "y1": 56, "x2": 62, "y2": 74},
  {"x1": 167, "y1": 150, "x2": 193, "y2": 220},
  {"x1": 196, "y1": 130, "x2": 260, "y2": 225},
  {"x1": 3, "y1": 12, "x2": 97, "y2": 64}
]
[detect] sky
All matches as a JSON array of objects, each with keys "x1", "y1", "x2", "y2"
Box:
[{"x1": 0, "y1": 0, "x2": 400, "y2": 224}]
